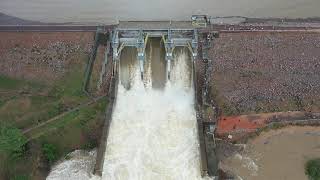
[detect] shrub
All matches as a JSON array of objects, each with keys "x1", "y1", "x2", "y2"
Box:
[
  {"x1": 42, "y1": 143, "x2": 58, "y2": 164},
  {"x1": 305, "y1": 158, "x2": 320, "y2": 180},
  {"x1": 12, "y1": 174, "x2": 30, "y2": 180},
  {"x1": 0, "y1": 75, "x2": 22, "y2": 89},
  {"x1": 222, "y1": 103, "x2": 236, "y2": 116},
  {"x1": 0, "y1": 123, "x2": 27, "y2": 157}
]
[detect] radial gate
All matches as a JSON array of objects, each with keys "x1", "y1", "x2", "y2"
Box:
[{"x1": 111, "y1": 22, "x2": 198, "y2": 79}]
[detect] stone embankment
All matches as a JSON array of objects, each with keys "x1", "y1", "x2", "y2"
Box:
[
  {"x1": 209, "y1": 31, "x2": 320, "y2": 115},
  {"x1": 0, "y1": 32, "x2": 94, "y2": 82}
]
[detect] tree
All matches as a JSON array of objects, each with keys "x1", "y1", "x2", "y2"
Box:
[
  {"x1": 305, "y1": 158, "x2": 320, "y2": 180},
  {"x1": 42, "y1": 143, "x2": 58, "y2": 163},
  {"x1": 0, "y1": 123, "x2": 27, "y2": 156}
]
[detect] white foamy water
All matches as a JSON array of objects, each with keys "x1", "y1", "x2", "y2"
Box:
[
  {"x1": 47, "y1": 49, "x2": 208, "y2": 180},
  {"x1": 102, "y1": 50, "x2": 204, "y2": 180},
  {"x1": 46, "y1": 150, "x2": 98, "y2": 180}
]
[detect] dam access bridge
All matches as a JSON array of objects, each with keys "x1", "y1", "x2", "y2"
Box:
[{"x1": 111, "y1": 21, "x2": 198, "y2": 79}]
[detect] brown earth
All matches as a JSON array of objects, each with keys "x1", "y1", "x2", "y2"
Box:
[
  {"x1": 209, "y1": 31, "x2": 320, "y2": 116},
  {"x1": 0, "y1": 32, "x2": 94, "y2": 83},
  {"x1": 216, "y1": 111, "x2": 320, "y2": 137}
]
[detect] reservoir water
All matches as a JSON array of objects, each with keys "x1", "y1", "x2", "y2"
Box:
[{"x1": 1, "y1": 0, "x2": 320, "y2": 24}]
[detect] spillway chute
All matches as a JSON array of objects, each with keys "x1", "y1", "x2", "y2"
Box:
[{"x1": 104, "y1": 44, "x2": 205, "y2": 180}]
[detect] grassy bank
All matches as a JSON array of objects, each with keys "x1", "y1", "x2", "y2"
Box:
[
  {"x1": 0, "y1": 53, "x2": 88, "y2": 130},
  {"x1": 0, "y1": 100, "x2": 107, "y2": 179},
  {"x1": 0, "y1": 52, "x2": 108, "y2": 179}
]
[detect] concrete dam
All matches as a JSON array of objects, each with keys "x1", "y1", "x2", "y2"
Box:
[
  {"x1": 47, "y1": 21, "x2": 217, "y2": 180},
  {"x1": 42, "y1": 17, "x2": 320, "y2": 180},
  {"x1": 103, "y1": 46, "x2": 201, "y2": 180},
  {"x1": 1, "y1": 1, "x2": 320, "y2": 177}
]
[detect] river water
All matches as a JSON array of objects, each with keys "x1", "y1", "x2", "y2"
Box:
[
  {"x1": 1, "y1": 0, "x2": 320, "y2": 24},
  {"x1": 221, "y1": 126, "x2": 320, "y2": 180},
  {"x1": 47, "y1": 39, "x2": 210, "y2": 180}
]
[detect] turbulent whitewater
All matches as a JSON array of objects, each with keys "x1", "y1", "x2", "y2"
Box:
[
  {"x1": 47, "y1": 44, "x2": 206, "y2": 180},
  {"x1": 102, "y1": 48, "x2": 202, "y2": 180}
]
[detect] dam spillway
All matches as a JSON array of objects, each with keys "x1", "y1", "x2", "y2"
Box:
[
  {"x1": 111, "y1": 21, "x2": 198, "y2": 81},
  {"x1": 46, "y1": 22, "x2": 216, "y2": 180},
  {"x1": 102, "y1": 39, "x2": 207, "y2": 179}
]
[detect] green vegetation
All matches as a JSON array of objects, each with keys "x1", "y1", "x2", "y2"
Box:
[
  {"x1": 0, "y1": 75, "x2": 44, "y2": 91},
  {"x1": 221, "y1": 103, "x2": 237, "y2": 116},
  {"x1": 0, "y1": 123, "x2": 27, "y2": 156},
  {"x1": 0, "y1": 58, "x2": 88, "y2": 129},
  {"x1": 49, "y1": 63, "x2": 87, "y2": 100},
  {"x1": 12, "y1": 174, "x2": 30, "y2": 180},
  {"x1": 34, "y1": 99, "x2": 106, "y2": 155},
  {"x1": 0, "y1": 75, "x2": 22, "y2": 89},
  {"x1": 0, "y1": 52, "x2": 108, "y2": 179},
  {"x1": 305, "y1": 158, "x2": 320, "y2": 180},
  {"x1": 0, "y1": 123, "x2": 30, "y2": 180},
  {"x1": 42, "y1": 143, "x2": 58, "y2": 164},
  {"x1": 25, "y1": 98, "x2": 106, "y2": 140}
]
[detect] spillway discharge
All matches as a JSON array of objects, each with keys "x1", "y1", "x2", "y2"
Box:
[
  {"x1": 46, "y1": 39, "x2": 206, "y2": 180},
  {"x1": 102, "y1": 39, "x2": 203, "y2": 180}
]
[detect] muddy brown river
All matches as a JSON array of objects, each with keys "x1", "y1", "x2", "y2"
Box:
[
  {"x1": 221, "y1": 126, "x2": 320, "y2": 180},
  {"x1": 1, "y1": 0, "x2": 320, "y2": 24}
]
